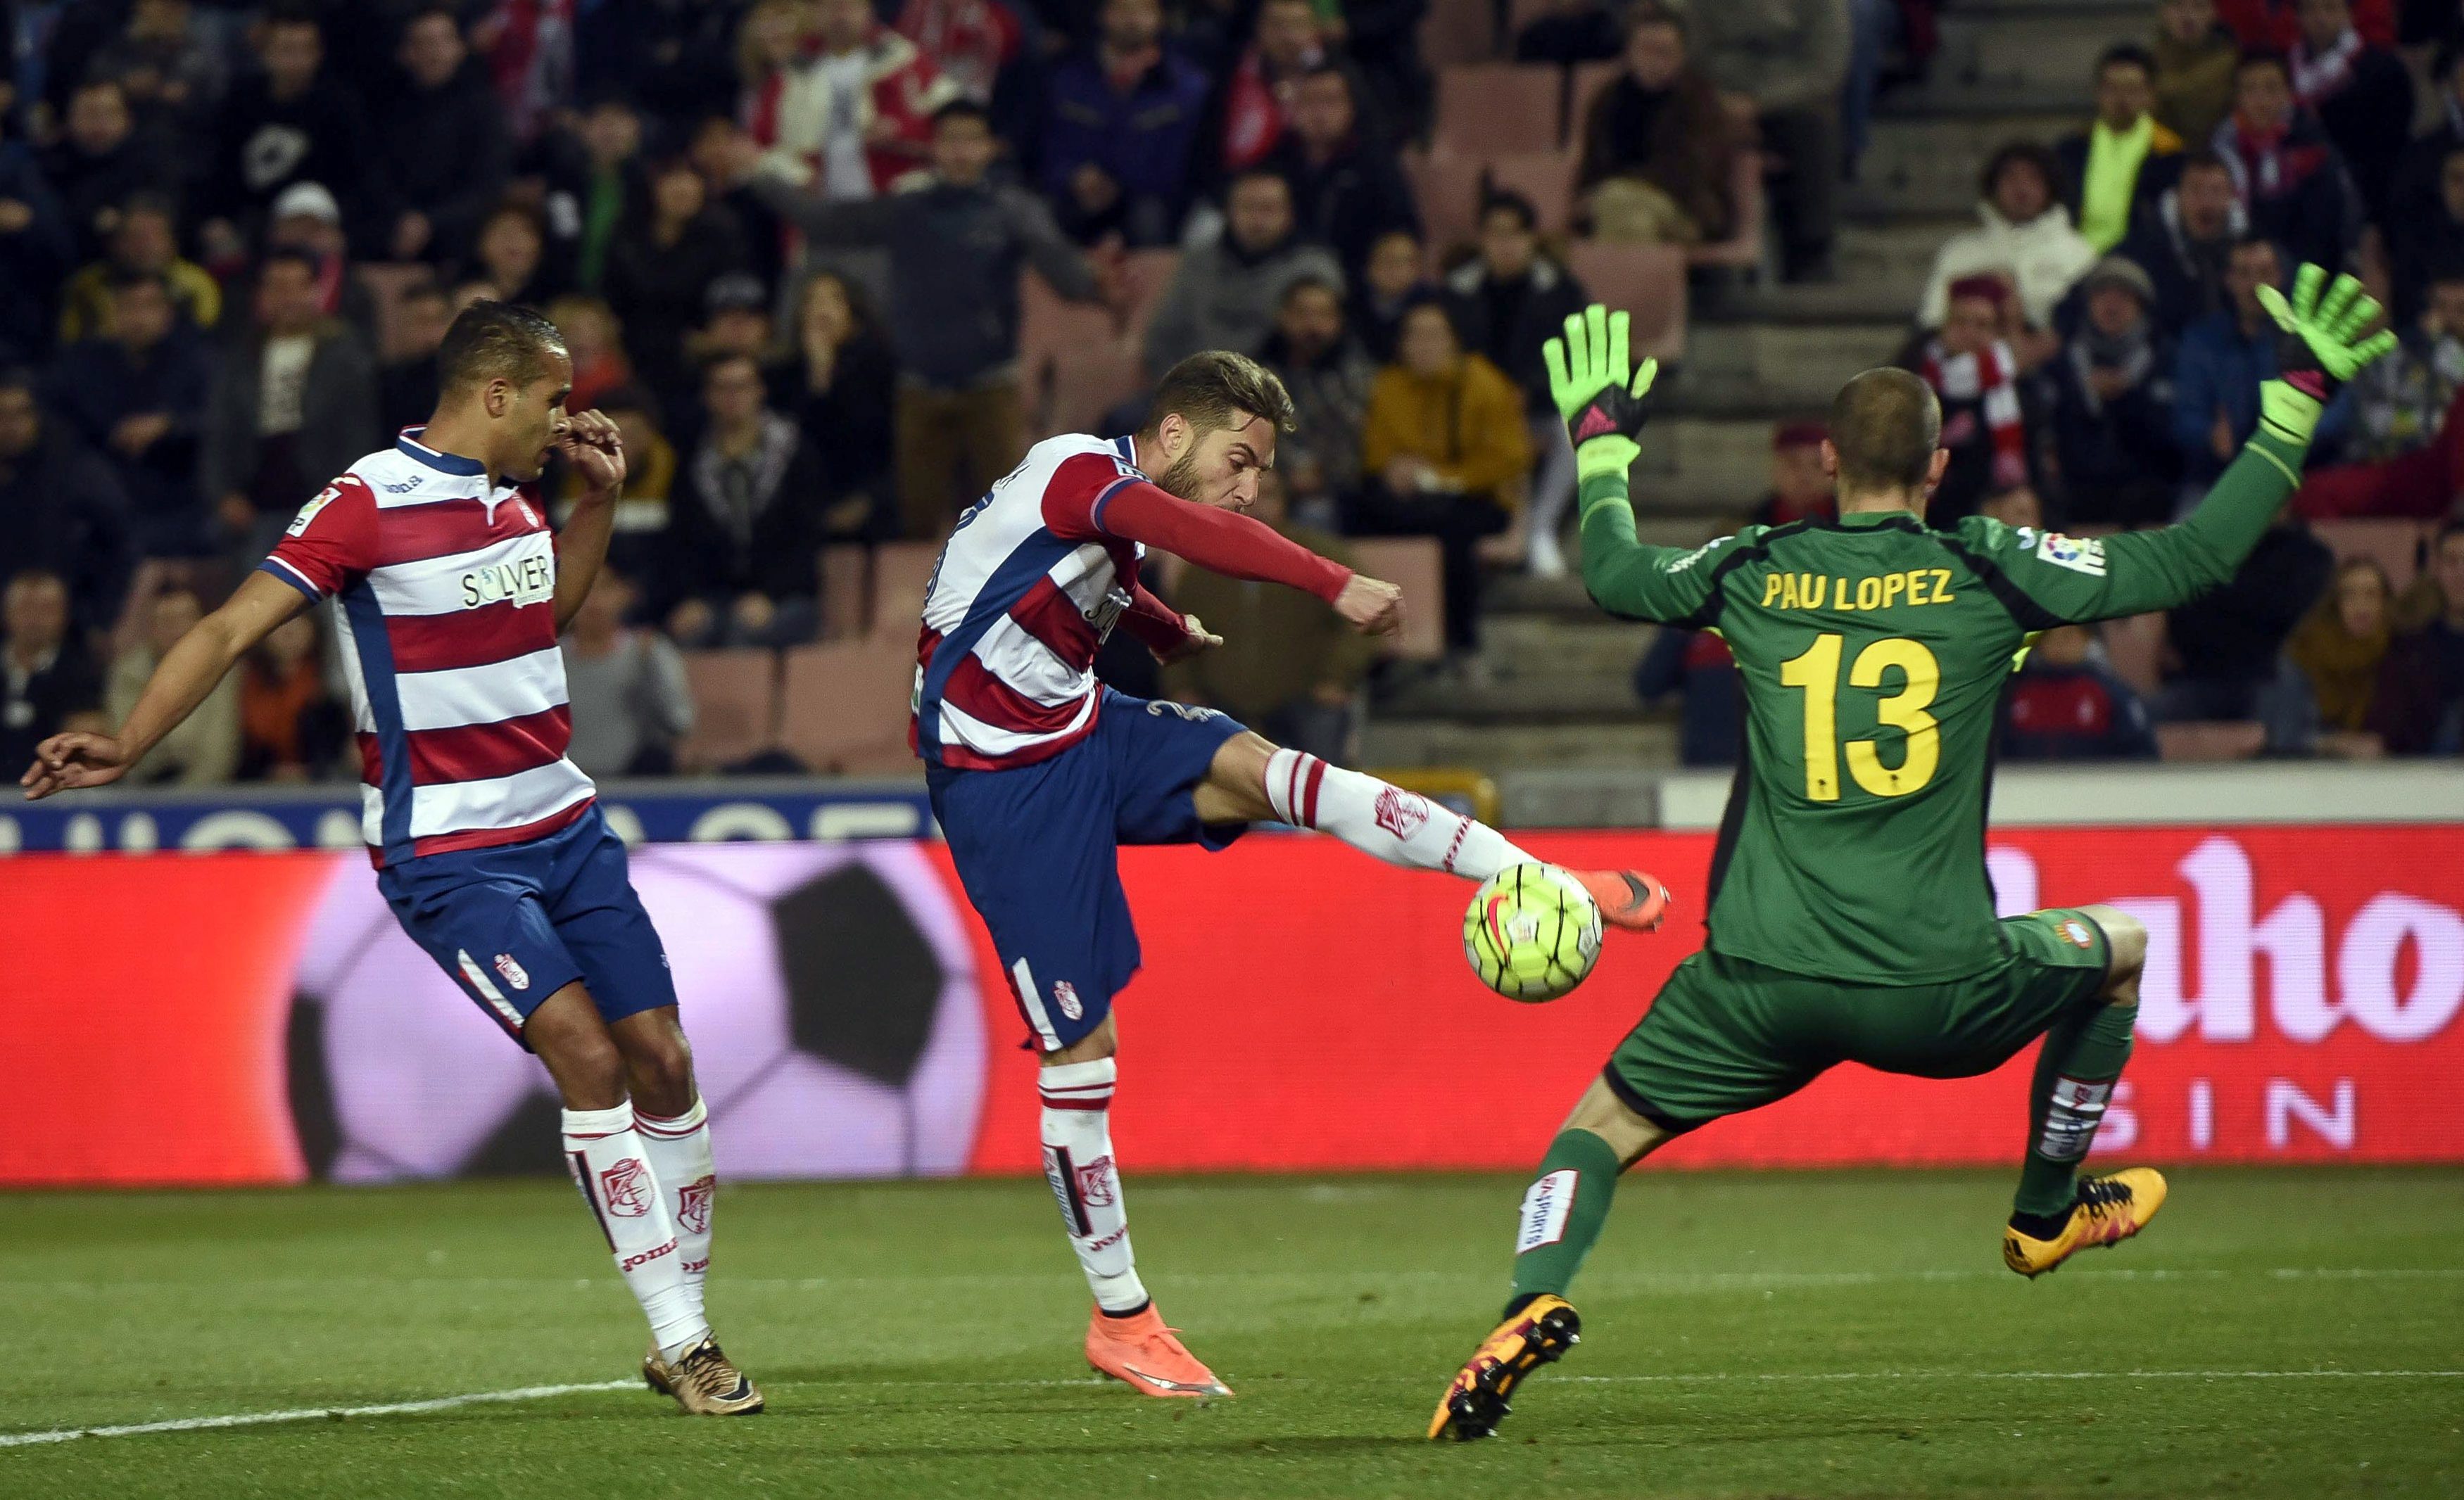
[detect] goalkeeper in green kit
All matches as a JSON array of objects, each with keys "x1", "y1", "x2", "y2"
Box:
[{"x1": 1427, "y1": 267, "x2": 2396, "y2": 1442}]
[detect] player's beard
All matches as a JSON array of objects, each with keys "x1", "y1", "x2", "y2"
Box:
[{"x1": 1153, "y1": 448, "x2": 1207, "y2": 502}]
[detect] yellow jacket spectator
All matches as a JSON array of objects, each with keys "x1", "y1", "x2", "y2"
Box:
[{"x1": 57, "y1": 194, "x2": 222, "y2": 343}]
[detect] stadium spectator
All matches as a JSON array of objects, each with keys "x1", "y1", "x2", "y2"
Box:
[
  {"x1": 1357, "y1": 299, "x2": 1531, "y2": 654},
  {"x1": 1337, "y1": 0, "x2": 1433, "y2": 146},
  {"x1": 569, "y1": 385, "x2": 679, "y2": 580},
  {"x1": 690, "y1": 119, "x2": 787, "y2": 294},
  {"x1": 106, "y1": 580, "x2": 237, "y2": 785},
  {"x1": 1161, "y1": 469, "x2": 1378, "y2": 763},
  {"x1": 0, "y1": 102, "x2": 73, "y2": 366},
  {"x1": 2287, "y1": 0, "x2": 2412, "y2": 226},
  {"x1": 687, "y1": 272, "x2": 782, "y2": 378},
  {"x1": 737, "y1": 0, "x2": 811, "y2": 138},
  {"x1": 659, "y1": 352, "x2": 828, "y2": 648},
  {"x1": 199, "y1": 250, "x2": 380, "y2": 557},
  {"x1": 2374, "y1": 521, "x2": 2464, "y2": 752},
  {"x1": 378, "y1": 279, "x2": 453, "y2": 436},
  {"x1": 2156, "y1": 505, "x2": 2332, "y2": 720},
  {"x1": 2047, "y1": 257, "x2": 2182, "y2": 529},
  {"x1": 1752, "y1": 421, "x2": 1835, "y2": 526},
  {"x1": 1266, "y1": 65, "x2": 1419, "y2": 282},
  {"x1": 750, "y1": 0, "x2": 955, "y2": 201},
  {"x1": 235, "y1": 611, "x2": 345, "y2": 782},
  {"x1": 1039, "y1": 0, "x2": 1212, "y2": 248},
  {"x1": 2001, "y1": 623, "x2": 2161, "y2": 761},
  {"x1": 2344, "y1": 269, "x2": 2464, "y2": 462},
  {"x1": 566, "y1": 95, "x2": 649, "y2": 295},
  {"x1": 2275, "y1": 555, "x2": 2399, "y2": 756},
  {"x1": 547, "y1": 295, "x2": 634, "y2": 417},
  {"x1": 2173, "y1": 236, "x2": 2350, "y2": 486},
  {"x1": 561, "y1": 565, "x2": 695, "y2": 778},
  {"x1": 1688, "y1": 0, "x2": 1850, "y2": 282},
  {"x1": 1356, "y1": 227, "x2": 1428, "y2": 362},
  {"x1": 0, "y1": 568, "x2": 107, "y2": 777},
  {"x1": 46, "y1": 270, "x2": 215, "y2": 557},
  {"x1": 468, "y1": 202, "x2": 560, "y2": 307},
  {"x1": 373, "y1": 5, "x2": 517, "y2": 264},
  {"x1": 1220, "y1": 0, "x2": 1329, "y2": 176},
  {"x1": 1912, "y1": 277, "x2": 2040, "y2": 526},
  {"x1": 260, "y1": 182, "x2": 375, "y2": 335},
  {"x1": 2155, "y1": 0, "x2": 2242, "y2": 146},
  {"x1": 1979, "y1": 483, "x2": 2047, "y2": 531},
  {"x1": 1517, "y1": 0, "x2": 1623, "y2": 65},
  {"x1": 1919, "y1": 144, "x2": 2097, "y2": 334},
  {"x1": 895, "y1": 0, "x2": 1025, "y2": 109},
  {"x1": 785, "y1": 269, "x2": 899, "y2": 540},
  {"x1": 2391, "y1": 145, "x2": 2464, "y2": 325},
  {"x1": 479, "y1": 0, "x2": 580, "y2": 141},
  {"x1": 603, "y1": 154, "x2": 751, "y2": 417},
  {"x1": 1144, "y1": 170, "x2": 1342, "y2": 376},
  {"x1": 89, "y1": 0, "x2": 227, "y2": 180},
  {"x1": 56, "y1": 193, "x2": 221, "y2": 347},
  {"x1": 2209, "y1": 49, "x2": 2357, "y2": 274},
  {"x1": 1572, "y1": 4, "x2": 1740, "y2": 248},
  {"x1": 2117, "y1": 148, "x2": 2244, "y2": 337},
  {"x1": 1259, "y1": 276, "x2": 1377, "y2": 521},
  {"x1": 2215, "y1": 0, "x2": 2395, "y2": 49},
  {"x1": 0, "y1": 374, "x2": 132, "y2": 632},
  {"x1": 45, "y1": 78, "x2": 170, "y2": 265},
  {"x1": 202, "y1": 3, "x2": 380, "y2": 259},
  {"x1": 2057, "y1": 45, "x2": 2185, "y2": 254},
  {"x1": 2392, "y1": 41, "x2": 2464, "y2": 238},
  {"x1": 1442, "y1": 193, "x2": 1588, "y2": 577},
  {"x1": 1634, "y1": 627, "x2": 1739, "y2": 765},
  {"x1": 740, "y1": 99, "x2": 1104, "y2": 539}
]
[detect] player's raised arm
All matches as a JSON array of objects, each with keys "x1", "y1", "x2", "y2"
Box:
[
  {"x1": 551, "y1": 408, "x2": 628, "y2": 631},
  {"x1": 1549, "y1": 306, "x2": 1729, "y2": 626},
  {"x1": 1971, "y1": 265, "x2": 2396, "y2": 624},
  {"x1": 20, "y1": 568, "x2": 305, "y2": 799},
  {"x1": 1093, "y1": 479, "x2": 1403, "y2": 635}
]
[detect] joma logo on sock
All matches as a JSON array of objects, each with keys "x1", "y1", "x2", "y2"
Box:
[{"x1": 618, "y1": 1238, "x2": 677, "y2": 1273}]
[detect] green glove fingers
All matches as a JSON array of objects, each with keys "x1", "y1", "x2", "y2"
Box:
[
  {"x1": 1630, "y1": 356, "x2": 1659, "y2": 400},
  {"x1": 2256, "y1": 261, "x2": 2400, "y2": 444}
]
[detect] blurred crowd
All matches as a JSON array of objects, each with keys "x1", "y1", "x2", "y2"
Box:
[{"x1": 0, "y1": 0, "x2": 2458, "y2": 792}]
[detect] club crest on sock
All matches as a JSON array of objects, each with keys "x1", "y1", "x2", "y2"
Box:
[
  {"x1": 676, "y1": 1174, "x2": 715, "y2": 1235},
  {"x1": 1076, "y1": 1154, "x2": 1118, "y2": 1208},
  {"x1": 600, "y1": 1157, "x2": 652, "y2": 1217},
  {"x1": 1374, "y1": 786, "x2": 1431, "y2": 839}
]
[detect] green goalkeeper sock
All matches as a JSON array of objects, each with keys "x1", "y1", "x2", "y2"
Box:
[
  {"x1": 1508, "y1": 1129, "x2": 1624, "y2": 1306},
  {"x1": 2013, "y1": 1001, "x2": 2138, "y2": 1219}
]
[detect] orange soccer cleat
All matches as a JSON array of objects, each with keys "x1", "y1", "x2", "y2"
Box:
[
  {"x1": 1085, "y1": 1304, "x2": 1232, "y2": 1398},
  {"x1": 1428, "y1": 1294, "x2": 1582, "y2": 1440},
  {"x1": 1570, "y1": 870, "x2": 1672, "y2": 932}
]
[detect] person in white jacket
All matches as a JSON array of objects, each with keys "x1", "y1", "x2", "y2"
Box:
[{"x1": 1920, "y1": 142, "x2": 2099, "y2": 333}]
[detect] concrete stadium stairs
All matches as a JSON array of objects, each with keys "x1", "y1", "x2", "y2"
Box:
[{"x1": 1364, "y1": 0, "x2": 2152, "y2": 795}]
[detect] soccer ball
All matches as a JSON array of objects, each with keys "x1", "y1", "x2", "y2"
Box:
[{"x1": 1462, "y1": 863, "x2": 1603, "y2": 1003}]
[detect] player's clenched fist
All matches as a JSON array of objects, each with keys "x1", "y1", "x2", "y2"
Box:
[
  {"x1": 1334, "y1": 575, "x2": 1405, "y2": 635},
  {"x1": 559, "y1": 408, "x2": 628, "y2": 495}
]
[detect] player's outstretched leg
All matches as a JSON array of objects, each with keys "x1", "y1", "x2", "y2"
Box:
[
  {"x1": 531, "y1": 993, "x2": 762, "y2": 1415},
  {"x1": 1208, "y1": 737, "x2": 1672, "y2": 930},
  {"x1": 2004, "y1": 907, "x2": 2167, "y2": 1278},
  {"x1": 1431, "y1": 1078, "x2": 1668, "y2": 1440}
]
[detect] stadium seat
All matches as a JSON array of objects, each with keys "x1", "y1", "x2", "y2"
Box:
[
  {"x1": 2314, "y1": 519, "x2": 2430, "y2": 591},
  {"x1": 1688, "y1": 148, "x2": 1769, "y2": 274},
  {"x1": 868, "y1": 540, "x2": 940, "y2": 638},
  {"x1": 1403, "y1": 147, "x2": 1486, "y2": 255},
  {"x1": 820, "y1": 546, "x2": 870, "y2": 641},
  {"x1": 1559, "y1": 241, "x2": 1687, "y2": 360},
  {"x1": 1434, "y1": 65, "x2": 1562, "y2": 157},
  {"x1": 1419, "y1": 0, "x2": 1499, "y2": 72},
  {"x1": 781, "y1": 641, "x2": 916, "y2": 775},
  {"x1": 355, "y1": 262, "x2": 434, "y2": 362},
  {"x1": 2156, "y1": 720, "x2": 2266, "y2": 761},
  {"x1": 676, "y1": 649, "x2": 779, "y2": 772},
  {"x1": 1481, "y1": 150, "x2": 1579, "y2": 234},
  {"x1": 1120, "y1": 248, "x2": 1181, "y2": 345},
  {"x1": 1018, "y1": 266, "x2": 1125, "y2": 438},
  {"x1": 1348, "y1": 536, "x2": 1446, "y2": 660},
  {"x1": 1049, "y1": 340, "x2": 1146, "y2": 438},
  {"x1": 2100, "y1": 612, "x2": 2167, "y2": 697}
]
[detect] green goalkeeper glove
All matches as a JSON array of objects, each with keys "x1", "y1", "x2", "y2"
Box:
[
  {"x1": 1544, "y1": 304, "x2": 1660, "y2": 483},
  {"x1": 2253, "y1": 263, "x2": 2398, "y2": 445}
]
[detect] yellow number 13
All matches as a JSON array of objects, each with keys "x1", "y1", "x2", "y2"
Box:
[{"x1": 1776, "y1": 633, "x2": 1940, "y2": 801}]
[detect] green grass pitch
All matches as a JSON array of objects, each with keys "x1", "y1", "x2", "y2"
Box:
[{"x1": 4, "y1": 1169, "x2": 2458, "y2": 1497}]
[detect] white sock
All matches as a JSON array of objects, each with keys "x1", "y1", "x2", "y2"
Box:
[
  {"x1": 562, "y1": 1104, "x2": 709, "y2": 1361},
  {"x1": 1039, "y1": 1058, "x2": 1147, "y2": 1314},
  {"x1": 1264, "y1": 748, "x2": 1534, "y2": 879},
  {"x1": 635, "y1": 1098, "x2": 716, "y2": 1323}
]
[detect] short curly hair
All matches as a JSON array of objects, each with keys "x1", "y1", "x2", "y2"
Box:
[
  {"x1": 1144, "y1": 350, "x2": 1296, "y2": 436},
  {"x1": 438, "y1": 300, "x2": 569, "y2": 397}
]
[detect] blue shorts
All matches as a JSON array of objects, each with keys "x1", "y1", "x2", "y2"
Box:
[
  {"x1": 376, "y1": 803, "x2": 678, "y2": 1048},
  {"x1": 928, "y1": 689, "x2": 1248, "y2": 1050}
]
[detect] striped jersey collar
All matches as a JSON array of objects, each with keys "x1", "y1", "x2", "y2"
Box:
[{"x1": 396, "y1": 427, "x2": 488, "y2": 477}]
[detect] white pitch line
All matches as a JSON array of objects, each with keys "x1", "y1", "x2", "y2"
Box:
[{"x1": 0, "y1": 1379, "x2": 633, "y2": 1449}]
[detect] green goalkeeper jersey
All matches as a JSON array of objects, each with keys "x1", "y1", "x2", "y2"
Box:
[{"x1": 1581, "y1": 430, "x2": 2308, "y2": 984}]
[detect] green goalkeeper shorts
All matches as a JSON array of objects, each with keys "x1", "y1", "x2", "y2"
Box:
[{"x1": 1602, "y1": 908, "x2": 2115, "y2": 1131}]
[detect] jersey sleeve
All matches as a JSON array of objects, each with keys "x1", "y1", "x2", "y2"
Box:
[
  {"x1": 1090, "y1": 474, "x2": 1352, "y2": 603},
  {"x1": 1957, "y1": 427, "x2": 2308, "y2": 625},
  {"x1": 258, "y1": 477, "x2": 380, "y2": 600},
  {"x1": 1577, "y1": 472, "x2": 1744, "y2": 626}
]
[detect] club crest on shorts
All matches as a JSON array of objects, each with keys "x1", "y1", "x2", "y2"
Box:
[
  {"x1": 1075, "y1": 1154, "x2": 1117, "y2": 1208},
  {"x1": 2059, "y1": 919, "x2": 2095, "y2": 950},
  {"x1": 600, "y1": 1157, "x2": 652, "y2": 1217},
  {"x1": 1052, "y1": 979, "x2": 1083, "y2": 1021},
  {"x1": 492, "y1": 953, "x2": 531, "y2": 991},
  {"x1": 1374, "y1": 786, "x2": 1430, "y2": 839},
  {"x1": 676, "y1": 1174, "x2": 715, "y2": 1235}
]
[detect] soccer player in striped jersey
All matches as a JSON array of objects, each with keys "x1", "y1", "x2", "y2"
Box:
[
  {"x1": 22, "y1": 303, "x2": 759, "y2": 1416},
  {"x1": 915, "y1": 350, "x2": 1673, "y2": 1397}
]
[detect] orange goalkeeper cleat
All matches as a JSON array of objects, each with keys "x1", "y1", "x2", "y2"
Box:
[
  {"x1": 2003, "y1": 1169, "x2": 2169, "y2": 1278},
  {"x1": 1571, "y1": 870, "x2": 1672, "y2": 932},
  {"x1": 1428, "y1": 1294, "x2": 1582, "y2": 1440},
  {"x1": 1085, "y1": 1304, "x2": 1231, "y2": 1398}
]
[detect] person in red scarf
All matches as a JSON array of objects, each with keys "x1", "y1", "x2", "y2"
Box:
[
  {"x1": 476, "y1": 0, "x2": 577, "y2": 143},
  {"x1": 895, "y1": 0, "x2": 1024, "y2": 106},
  {"x1": 2285, "y1": 0, "x2": 2412, "y2": 224},
  {"x1": 750, "y1": 0, "x2": 957, "y2": 199},
  {"x1": 1912, "y1": 275, "x2": 2037, "y2": 525},
  {"x1": 2208, "y1": 49, "x2": 2357, "y2": 274},
  {"x1": 1219, "y1": 0, "x2": 1327, "y2": 176},
  {"x1": 2214, "y1": 0, "x2": 2393, "y2": 49}
]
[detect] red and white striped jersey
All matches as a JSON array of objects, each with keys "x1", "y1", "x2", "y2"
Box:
[
  {"x1": 258, "y1": 431, "x2": 593, "y2": 867},
  {"x1": 912, "y1": 434, "x2": 1153, "y2": 770}
]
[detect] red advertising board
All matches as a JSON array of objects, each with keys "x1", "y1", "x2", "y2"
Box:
[{"x1": 1, "y1": 825, "x2": 2456, "y2": 1186}]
